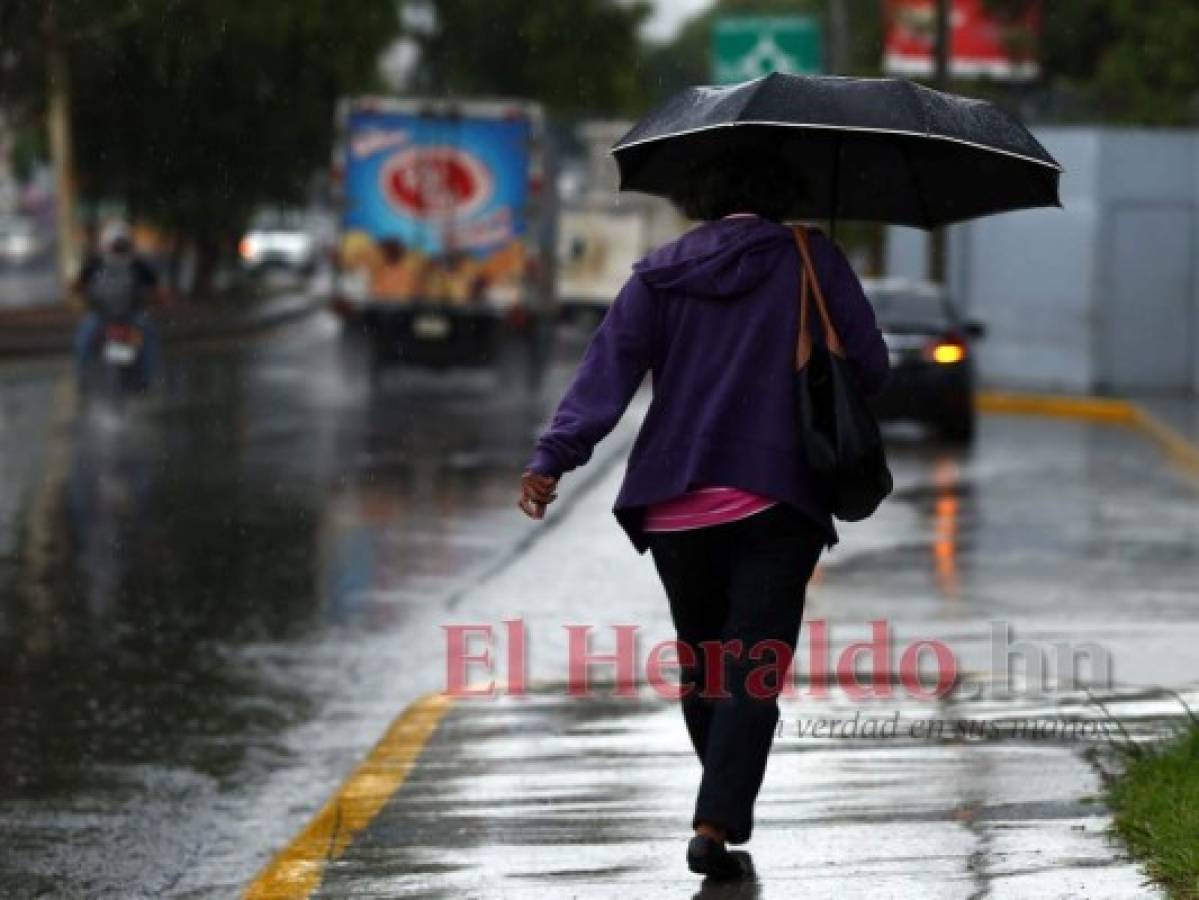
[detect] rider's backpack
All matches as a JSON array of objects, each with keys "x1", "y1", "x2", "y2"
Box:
[{"x1": 86, "y1": 255, "x2": 140, "y2": 319}]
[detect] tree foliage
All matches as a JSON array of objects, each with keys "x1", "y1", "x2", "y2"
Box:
[
  {"x1": 644, "y1": 0, "x2": 1199, "y2": 126},
  {"x1": 2, "y1": 0, "x2": 399, "y2": 287},
  {"x1": 987, "y1": 0, "x2": 1199, "y2": 125},
  {"x1": 4, "y1": 0, "x2": 1197, "y2": 290},
  {"x1": 409, "y1": 0, "x2": 651, "y2": 117}
]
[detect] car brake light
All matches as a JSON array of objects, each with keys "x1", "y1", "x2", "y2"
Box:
[
  {"x1": 238, "y1": 237, "x2": 254, "y2": 260},
  {"x1": 926, "y1": 340, "x2": 966, "y2": 365}
]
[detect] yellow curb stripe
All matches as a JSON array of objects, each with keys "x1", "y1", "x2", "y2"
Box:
[
  {"x1": 1131, "y1": 407, "x2": 1199, "y2": 479},
  {"x1": 242, "y1": 691, "x2": 453, "y2": 900},
  {"x1": 977, "y1": 389, "x2": 1199, "y2": 483},
  {"x1": 976, "y1": 390, "x2": 1140, "y2": 424}
]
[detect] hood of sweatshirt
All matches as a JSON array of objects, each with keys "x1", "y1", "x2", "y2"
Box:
[{"x1": 632, "y1": 215, "x2": 795, "y2": 300}]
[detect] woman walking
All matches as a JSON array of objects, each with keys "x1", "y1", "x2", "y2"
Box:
[{"x1": 518, "y1": 149, "x2": 889, "y2": 879}]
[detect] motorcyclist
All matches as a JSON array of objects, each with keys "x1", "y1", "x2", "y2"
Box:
[{"x1": 73, "y1": 221, "x2": 164, "y2": 389}]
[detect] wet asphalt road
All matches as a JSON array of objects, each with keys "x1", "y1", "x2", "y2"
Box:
[
  {"x1": 1, "y1": 311, "x2": 1197, "y2": 898},
  {"x1": 0, "y1": 314, "x2": 577, "y2": 897}
]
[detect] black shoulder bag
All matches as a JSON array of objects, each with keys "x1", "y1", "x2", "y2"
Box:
[{"x1": 792, "y1": 226, "x2": 892, "y2": 522}]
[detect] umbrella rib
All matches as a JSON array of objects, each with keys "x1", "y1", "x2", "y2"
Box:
[{"x1": 612, "y1": 121, "x2": 1063, "y2": 173}]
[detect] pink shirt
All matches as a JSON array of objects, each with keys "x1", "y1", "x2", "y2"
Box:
[{"x1": 642, "y1": 486, "x2": 778, "y2": 533}]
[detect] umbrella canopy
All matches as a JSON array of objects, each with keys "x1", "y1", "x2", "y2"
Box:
[{"x1": 612, "y1": 73, "x2": 1062, "y2": 229}]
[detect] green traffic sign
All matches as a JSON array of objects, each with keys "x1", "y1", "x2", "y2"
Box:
[{"x1": 711, "y1": 16, "x2": 824, "y2": 84}]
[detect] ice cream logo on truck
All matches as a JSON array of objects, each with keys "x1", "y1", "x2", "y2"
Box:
[
  {"x1": 333, "y1": 99, "x2": 554, "y2": 372},
  {"x1": 380, "y1": 146, "x2": 494, "y2": 221}
]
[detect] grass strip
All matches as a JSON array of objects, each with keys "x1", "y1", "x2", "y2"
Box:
[{"x1": 1107, "y1": 722, "x2": 1199, "y2": 899}]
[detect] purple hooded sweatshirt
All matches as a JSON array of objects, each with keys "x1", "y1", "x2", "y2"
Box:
[{"x1": 528, "y1": 215, "x2": 889, "y2": 553}]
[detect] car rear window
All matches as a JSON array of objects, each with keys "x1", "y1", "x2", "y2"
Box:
[{"x1": 869, "y1": 291, "x2": 952, "y2": 329}]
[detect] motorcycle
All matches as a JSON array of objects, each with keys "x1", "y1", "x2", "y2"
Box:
[{"x1": 83, "y1": 318, "x2": 149, "y2": 401}]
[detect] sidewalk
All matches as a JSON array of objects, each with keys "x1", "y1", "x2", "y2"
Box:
[
  {"x1": 244, "y1": 397, "x2": 1199, "y2": 898},
  {"x1": 304, "y1": 683, "x2": 1173, "y2": 899},
  {"x1": 0, "y1": 291, "x2": 323, "y2": 357}
]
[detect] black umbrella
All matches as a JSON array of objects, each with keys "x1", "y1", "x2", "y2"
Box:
[{"x1": 612, "y1": 73, "x2": 1062, "y2": 229}]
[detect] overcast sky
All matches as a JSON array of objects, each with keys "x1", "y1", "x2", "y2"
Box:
[{"x1": 640, "y1": 0, "x2": 713, "y2": 42}]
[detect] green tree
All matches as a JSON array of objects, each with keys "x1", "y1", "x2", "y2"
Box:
[
  {"x1": 409, "y1": 0, "x2": 651, "y2": 117},
  {"x1": 2, "y1": 0, "x2": 400, "y2": 295},
  {"x1": 987, "y1": 0, "x2": 1199, "y2": 125}
]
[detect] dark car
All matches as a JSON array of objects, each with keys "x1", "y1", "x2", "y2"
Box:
[{"x1": 864, "y1": 279, "x2": 985, "y2": 443}]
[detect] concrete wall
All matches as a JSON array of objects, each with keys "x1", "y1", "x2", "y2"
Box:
[
  {"x1": 1092, "y1": 132, "x2": 1197, "y2": 393},
  {"x1": 885, "y1": 127, "x2": 1199, "y2": 395}
]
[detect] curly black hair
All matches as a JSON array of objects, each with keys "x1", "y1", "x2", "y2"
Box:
[{"x1": 670, "y1": 145, "x2": 802, "y2": 222}]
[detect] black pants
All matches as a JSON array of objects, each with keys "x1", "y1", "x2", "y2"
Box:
[{"x1": 647, "y1": 504, "x2": 824, "y2": 844}]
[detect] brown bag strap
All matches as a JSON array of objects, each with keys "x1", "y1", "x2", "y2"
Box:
[{"x1": 793, "y1": 226, "x2": 845, "y2": 368}]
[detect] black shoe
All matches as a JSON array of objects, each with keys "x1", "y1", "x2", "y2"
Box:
[{"x1": 687, "y1": 835, "x2": 747, "y2": 880}]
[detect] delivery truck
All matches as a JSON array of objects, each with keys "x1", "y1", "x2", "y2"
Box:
[
  {"x1": 331, "y1": 97, "x2": 556, "y2": 374},
  {"x1": 556, "y1": 121, "x2": 684, "y2": 331}
]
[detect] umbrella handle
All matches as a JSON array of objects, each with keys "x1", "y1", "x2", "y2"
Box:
[{"x1": 793, "y1": 226, "x2": 845, "y2": 366}]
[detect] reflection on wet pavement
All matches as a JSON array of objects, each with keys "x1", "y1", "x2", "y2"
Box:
[
  {"x1": 0, "y1": 316, "x2": 573, "y2": 895},
  {"x1": 314, "y1": 682, "x2": 1180, "y2": 898},
  {"x1": 334, "y1": 410, "x2": 1193, "y2": 899}
]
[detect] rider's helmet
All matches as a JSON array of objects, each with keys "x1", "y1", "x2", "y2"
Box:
[{"x1": 100, "y1": 220, "x2": 133, "y2": 255}]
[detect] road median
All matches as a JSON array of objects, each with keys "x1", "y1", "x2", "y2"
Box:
[{"x1": 0, "y1": 292, "x2": 324, "y2": 357}]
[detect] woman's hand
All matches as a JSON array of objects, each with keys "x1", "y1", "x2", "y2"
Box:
[{"x1": 518, "y1": 471, "x2": 559, "y2": 520}]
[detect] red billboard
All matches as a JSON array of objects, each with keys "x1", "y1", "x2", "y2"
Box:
[{"x1": 884, "y1": 0, "x2": 1040, "y2": 81}]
